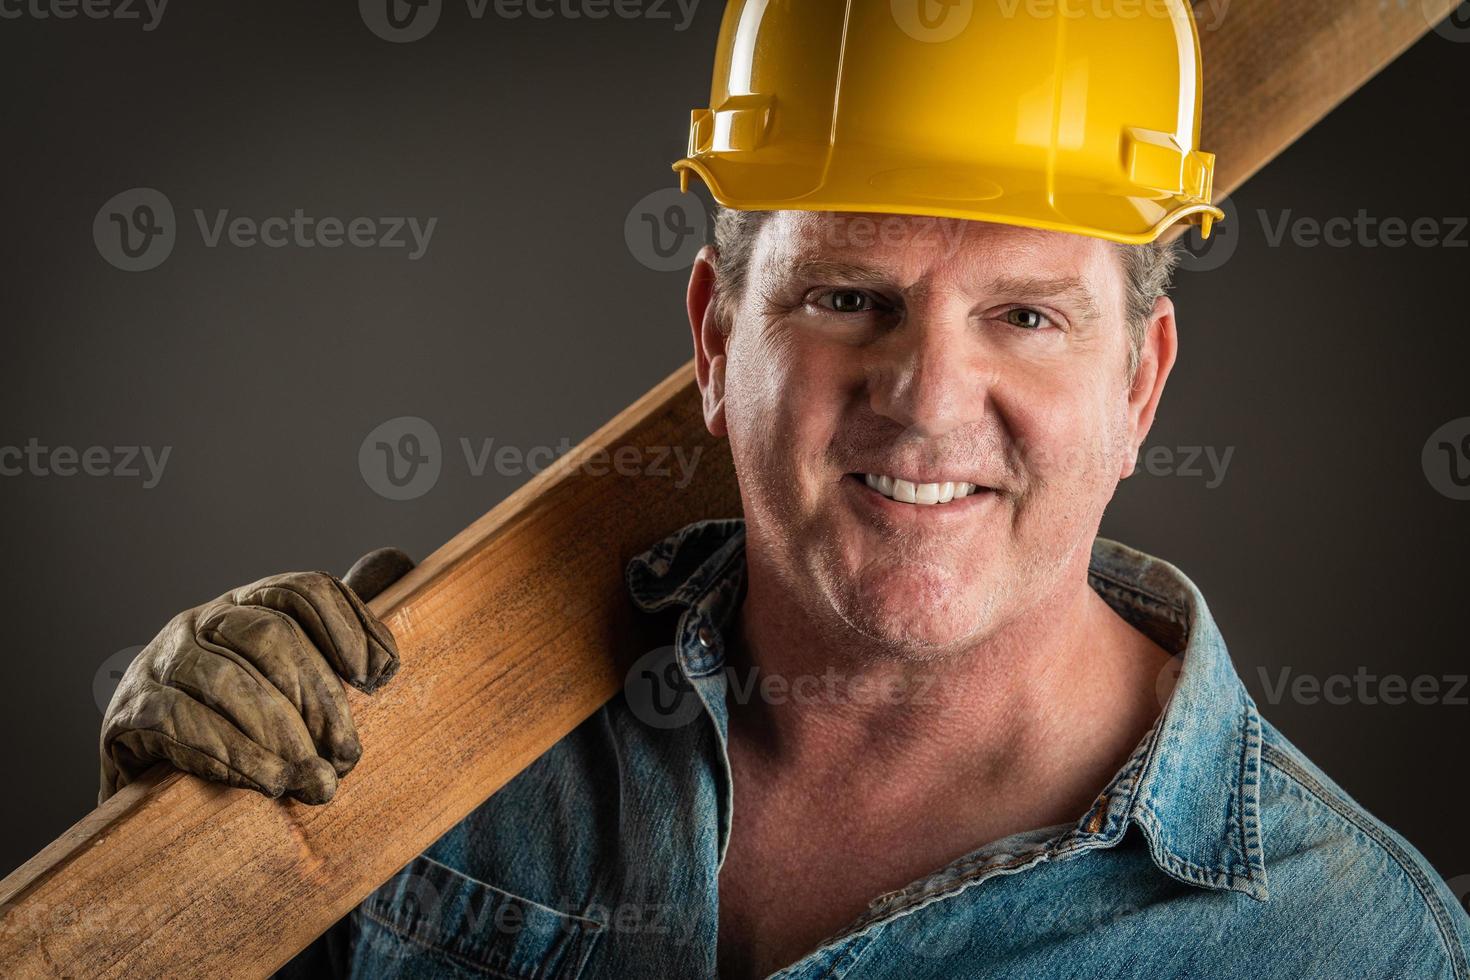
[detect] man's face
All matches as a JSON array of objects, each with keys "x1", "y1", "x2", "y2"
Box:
[{"x1": 697, "y1": 211, "x2": 1170, "y2": 660}]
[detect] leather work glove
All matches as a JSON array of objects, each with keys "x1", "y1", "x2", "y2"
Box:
[{"x1": 98, "y1": 547, "x2": 416, "y2": 806}]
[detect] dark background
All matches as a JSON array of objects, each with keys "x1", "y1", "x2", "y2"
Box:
[{"x1": 1, "y1": 0, "x2": 1467, "y2": 908}]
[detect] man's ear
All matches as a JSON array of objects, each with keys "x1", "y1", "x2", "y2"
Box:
[
  {"x1": 687, "y1": 244, "x2": 729, "y2": 438},
  {"x1": 1120, "y1": 295, "x2": 1178, "y2": 479}
]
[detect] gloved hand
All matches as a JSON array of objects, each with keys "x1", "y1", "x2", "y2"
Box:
[{"x1": 98, "y1": 548, "x2": 416, "y2": 805}]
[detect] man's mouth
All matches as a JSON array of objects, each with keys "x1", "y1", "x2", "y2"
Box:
[{"x1": 854, "y1": 472, "x2": 985, "y2": 506}]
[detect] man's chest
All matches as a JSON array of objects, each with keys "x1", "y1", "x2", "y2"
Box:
[
  {"x1": 715, "y1": 829, "x2": 877, "y2": 980},
  {"x1": 340, "y1": 700, "x2": 1351, "y2": 980},
  {"x1": 711, "y1": 776, "x2": 993, "y2": 980}
]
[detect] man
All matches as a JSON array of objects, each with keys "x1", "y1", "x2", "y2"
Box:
[{"x1": 100, "y1": 2, "x2": 1470, "y2": 977}]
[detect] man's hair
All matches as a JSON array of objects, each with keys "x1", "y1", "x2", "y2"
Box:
[{"x1": 709, "y1": 205, "x2": 1182, "y2": 381}]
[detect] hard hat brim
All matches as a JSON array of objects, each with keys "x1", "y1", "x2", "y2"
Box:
[{"x1": 674, "y1": 158, "x2": 1223, "y2": 246}]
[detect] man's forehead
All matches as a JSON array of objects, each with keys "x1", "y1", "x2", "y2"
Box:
[{"x1": 754, "y1": 209, "x2": 1116, "y2": 295}]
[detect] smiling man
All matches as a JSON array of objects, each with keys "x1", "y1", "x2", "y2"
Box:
[
  {"x1": 695, "y1": 207, "x2": 1192, "y2": 976},
  {"x1": 99, "y1": 2, "x2": 1469, "y2": 978}
]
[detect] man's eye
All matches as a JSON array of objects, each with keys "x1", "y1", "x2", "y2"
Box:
[
  {"x1": 1003, "y1": 308, "x2": 1053, "y2": 330},
  {"x1": 816, "y1": 290, "x2": 877, "y2": 314}
]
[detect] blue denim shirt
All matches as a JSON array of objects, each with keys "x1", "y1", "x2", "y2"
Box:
[{"x1": 280, "y1": 519, "x2": 1470, "y2": 979}]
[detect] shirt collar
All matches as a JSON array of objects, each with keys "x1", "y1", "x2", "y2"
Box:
[
  {"x1": 624, "y1": 520, "x2": 1269, "y2": 902},
  {"x1": 1083, "y1": 538, "x2": 1269, "y2": 901},
  {"x1": 624, "y1": 518, "x2": 747, "y2": 677}
]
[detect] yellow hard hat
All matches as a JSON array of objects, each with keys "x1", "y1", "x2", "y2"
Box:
[{"x1": 673, "y1": 0, "x2": 1223, "y2": 244}]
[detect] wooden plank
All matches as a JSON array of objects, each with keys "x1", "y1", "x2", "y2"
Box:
[
  {"x1": 0, "y1": 363, "x2": 738, "y2": 977},
  {"x1": 0, "y1": 1, "x2": 1457, "y2": 974},
  {"x1": 1199, "y1": 0, "x2": 1461, "y2": 195}
]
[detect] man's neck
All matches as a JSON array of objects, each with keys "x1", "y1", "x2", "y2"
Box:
[
  {"x1": 714, "y1": 543, "x2": 1176, "y2": 980},
  {"x1": 726, "y1": 544, "x2": 1174, "y2": 841}
]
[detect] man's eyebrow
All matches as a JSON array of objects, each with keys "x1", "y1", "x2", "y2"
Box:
[
  {"x1": 984, "y1": 274, "x2": 1103, "y2": 321},
  {"x1": 779, "y1": 257, "x2": 897, "y2": 289}
]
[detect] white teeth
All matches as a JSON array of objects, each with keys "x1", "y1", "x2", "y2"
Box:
[{"x1": 862, "y1": 473, "x2": 979, "y2": 506}]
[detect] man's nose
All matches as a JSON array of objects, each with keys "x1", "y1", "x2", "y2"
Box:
[{"x1": 865, "y1": 313, "x2": 986, "y2": 438}]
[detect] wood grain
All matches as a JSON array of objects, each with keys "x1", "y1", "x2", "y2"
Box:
[
  {"x1": 0, "y1": 363, "x2": 737, "y2": 977},
  {"x1": 1199, "y1": 0, "x2": 1461, "y2": 195},
  {"x1": 0, "y1": 0, "x2": 1458, "y2": 973}
]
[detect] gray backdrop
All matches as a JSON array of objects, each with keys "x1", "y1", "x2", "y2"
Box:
[{"x1": 1, "y1": 1, "x2": 1467, "y2": 914}]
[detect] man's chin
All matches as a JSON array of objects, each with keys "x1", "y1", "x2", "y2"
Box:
[{"x1": 833, "y1": 568, "x2": 996, "y2": 659}]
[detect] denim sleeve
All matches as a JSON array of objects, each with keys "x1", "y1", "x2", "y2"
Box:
[{"x1": 271, "y1": 910, "x2": 355, "y2": 979}]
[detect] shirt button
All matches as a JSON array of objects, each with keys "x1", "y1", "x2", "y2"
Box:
[{"x1": 697, "y1": 625, "x2": 716, "y2": 649}]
